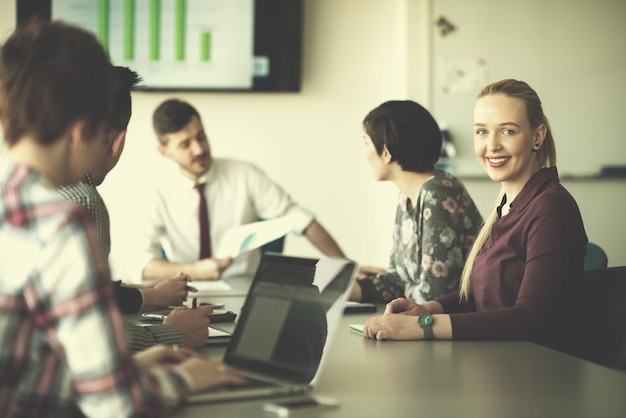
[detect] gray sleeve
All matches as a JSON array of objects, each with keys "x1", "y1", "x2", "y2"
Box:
[{"x1": 124, "y1": 322, "x2": 185, "y2": 353}]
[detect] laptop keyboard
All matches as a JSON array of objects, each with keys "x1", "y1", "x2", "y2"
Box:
[{"x1": 217, "y1": 375, "x2": 275, "y2": 392}]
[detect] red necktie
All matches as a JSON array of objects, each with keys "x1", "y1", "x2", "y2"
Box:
[{"x1": 195, "y1": 183, "x2": 212, "y2": 259}]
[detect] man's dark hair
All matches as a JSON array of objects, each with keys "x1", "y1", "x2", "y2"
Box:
[
  {"x1": 152, "y1": 99, "x2": 202, "y2": 145},
  {"x1": 0, "y1": 19, "x2": 117, "y2": 146},
  {"x1": 363, "y1": 100, "x2": 442, "y2": 173},
  {"x1": 110, "y1": 66, "x2": 141, "y2": 132}
]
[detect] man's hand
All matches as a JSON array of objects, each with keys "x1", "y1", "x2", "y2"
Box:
[
  {"x1": 142, "y1": 257, "x2": 232, "y2": 282},
  {"x1": 134, "y1": 346, "x2": 247, "y2": 392},
  {"x1": 143, "y1": 272, "x2": 195, "y2": 307},
  {"x1": 356, "y1": 265, "x2": 386, "y2": 279},
  {"x1": 192, "y1": 257, "x2": 232, "y2": 280},
  {"x1": 164, "y1": 306, "x2": 213, "y2": 349},
  {"x1": 133, "y1": 344, "x2": 199, "y2": 369},
  {"x1": 178, "y1": 356, "x2": 247, "y2": 392}
]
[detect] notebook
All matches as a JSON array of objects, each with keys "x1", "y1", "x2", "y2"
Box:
[
  {"x1": 186, "y1": 253, "x2": 358, "y2": 403},
  {"x1": 205, "y1": 326, "x2": 232, "y2": 346}
]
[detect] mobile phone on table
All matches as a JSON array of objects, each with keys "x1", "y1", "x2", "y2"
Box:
[
  {"x1": 344, "y1": 301, "x2": 377, "y2": 313},
  {"x1": 262, "y1": 395, "x2": 339, "y2": 416},
  {"x1": 188, "y1": 302, "x2": 225, "y2": 310},
  {"x1": 141, "y1": 309, "x2": 237, "y2": 323}
]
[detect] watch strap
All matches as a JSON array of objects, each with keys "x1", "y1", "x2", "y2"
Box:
[
  {"x1": 421, "y1": 325, "x2": 434, "y2": 340},
  {"x1": 418, "y1": 313, "x2": 434, "y2": 340}
]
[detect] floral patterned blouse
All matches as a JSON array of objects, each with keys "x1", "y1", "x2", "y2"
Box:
[{"x1": 359, "y1": 170, "x2": 483, "y2": 304}]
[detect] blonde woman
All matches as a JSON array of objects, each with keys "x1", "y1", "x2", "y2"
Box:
[{"x1": 363, "y1": 80, "x2": 588, "y2": 359}]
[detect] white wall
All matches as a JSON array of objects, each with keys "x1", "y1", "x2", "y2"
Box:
[
  {"x1": 428, "y1": 0, "x2": 626, "y2": 267},
  {"x1": 1, "y1": 0, "x2": 624, "y2": 276},
  {"x1": 103, "y1": 0, "x2": 424, "y2": 279},
  {"x1": 431, "y1": 0, "x2": 626, "y2": 178}
]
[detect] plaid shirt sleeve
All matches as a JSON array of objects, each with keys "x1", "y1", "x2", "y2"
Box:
[
  {"x1": 29, "y1": 208, "x2": 191, "y2": 416},
  {"x1": 125, "y1": 323, "x2": 185, "y2": 353},
  {"x1": 58, "y1": 173, "x2": 111, "y2": 256}
]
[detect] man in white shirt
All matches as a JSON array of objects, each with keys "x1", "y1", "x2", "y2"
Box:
[{"x1": 130, "y1": 99, "x2": 346, "y2": 281}]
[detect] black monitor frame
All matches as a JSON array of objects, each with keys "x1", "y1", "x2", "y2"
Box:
[{"x1": 16, "y1": 0, "x2": 303, "y2": 92}]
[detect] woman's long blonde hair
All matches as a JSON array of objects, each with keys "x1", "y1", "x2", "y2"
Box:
[{"x1": 458, "y1": 79, "x2": 557, "y2": 301}]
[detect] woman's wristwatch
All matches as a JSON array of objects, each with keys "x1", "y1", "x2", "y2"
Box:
[{"x1": 418, "y1": 313, "x2": 434, "y2": 340}]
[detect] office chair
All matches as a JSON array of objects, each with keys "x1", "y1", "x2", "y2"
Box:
[
  {"x1": 257, "y1": 218, "x2": 286, "y2": 254},
  {"x1": 584, "y1": 242, "x2": 608, "y2": 271},
  {"x1": 584, "y1": 266, "x2": 626, "y2": 369},
  {"x1": 260, "y1": 236, "x2": 286, "y2": 253}
]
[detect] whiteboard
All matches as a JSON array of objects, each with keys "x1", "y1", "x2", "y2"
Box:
[{"x1": 430, "y1": 0, "x2": 626, "y2": 177}]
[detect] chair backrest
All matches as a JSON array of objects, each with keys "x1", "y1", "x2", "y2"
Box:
[
  {"x1": 257, "y1": 218, "x2": 285, "y2": 253},
  {"x1": 584, "y1": 242, "x2": 608, "y2": 271},
  {"x1": 260, "y1": 236, "x2": 286, "y2": 253},
  {"x1": 584, "y1": 266, "x2": 626, "y2": 369}
]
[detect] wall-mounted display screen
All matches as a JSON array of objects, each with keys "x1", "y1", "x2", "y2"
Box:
[{"x1": 17, "y1": 0, "x2": 303, "y2": 92}]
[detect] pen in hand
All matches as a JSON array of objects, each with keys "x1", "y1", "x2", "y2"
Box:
[
  {"x1": 180, "y1": 272, "x2": 197, "y2": 293},
  {"x1": 190, "y1": 297, "x2": 224, "y2": 310}
]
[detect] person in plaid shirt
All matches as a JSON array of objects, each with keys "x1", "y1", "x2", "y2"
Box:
[
  {"x1": 0, "y1": 20, "x2": 244, "y2": 417},
  {"x1": 58, "y1": 66, "x2": 212, "y2": 353}
]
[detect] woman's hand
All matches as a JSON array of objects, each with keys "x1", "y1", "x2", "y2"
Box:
[
  {"x1": 363, "y1": 314, "x2": 422, "y2": 341},
  {"x1": 365, "y1": 300, "x2": 451, "y2": 340},
  {"x1": 362, "y1": 298, "x2": 431, "y2": 340},
  {"x1": 384, "y1": 298, "x2": 428, "y2": 316}
]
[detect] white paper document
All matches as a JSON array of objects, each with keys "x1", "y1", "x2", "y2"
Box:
[
  {"x1": 216, "y1": 215, "x2": 297, "y2": 258},
  {"x1": 191, "y1": 280, "x2": 232, "y2": 292},
  {"x1": 208, "y1": 327, "x2": 231, "y2": 338}
]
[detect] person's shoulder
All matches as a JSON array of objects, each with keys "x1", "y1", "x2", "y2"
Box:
[
  {"x1": 518, "y1": 179, "x2": 582, "y2": 228},
  {"x1": 215, "y1": 158, "x2": 258, "y2": 171},
  {"x1": 5, "y1": 165, "x2": 86, "y2": 221},
  {"x1": 213, "y1": 158, "x2": 267, "y2": 180},
  {"x1": 0, "y1": 162, "x2": 92, "y2": 245},
  {"x1": 58, "y1": 180, "x2": 99, "y2": 205},
  {"x1": 532, "y1": 168, "x2": 577, "y2": 203},
  {"x1": 534, "y1": 182, "x2": 580, "y2": 211},
  {"x1": 435, "y1": 169, "x2": 464, "y2": 183},
  {"x1": 34, "y1": 185, "x2": 92, "y2": 239},
  {"x1": 424, "y1": 170, "x2": 469, "y2": 193}
]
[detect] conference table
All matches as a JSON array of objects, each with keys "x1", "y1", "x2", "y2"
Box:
[{"x1": 166, "y1": 276, "x2": 626, "y2": 418}]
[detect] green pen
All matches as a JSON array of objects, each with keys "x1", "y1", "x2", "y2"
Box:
[{"x1": 349, "y1": 324, "x2": 364, "y2": 336}]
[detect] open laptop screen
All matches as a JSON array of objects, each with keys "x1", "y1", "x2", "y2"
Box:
[{"x1": 224, "y1": 254, "x2": 356, "y2": 384}]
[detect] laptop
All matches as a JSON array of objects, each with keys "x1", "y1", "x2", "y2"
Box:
[{"x1": 187, "y1": 253, "x2": 358, "y2": 403}]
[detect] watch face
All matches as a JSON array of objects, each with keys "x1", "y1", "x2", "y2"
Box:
[{"x1": 419, "y1": 313, "x2": 433, "y2": 327}]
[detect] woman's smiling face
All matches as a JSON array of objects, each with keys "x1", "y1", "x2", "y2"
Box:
[{"x1": 473, "y1": 93, "x2": 545, "y2": 197}]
